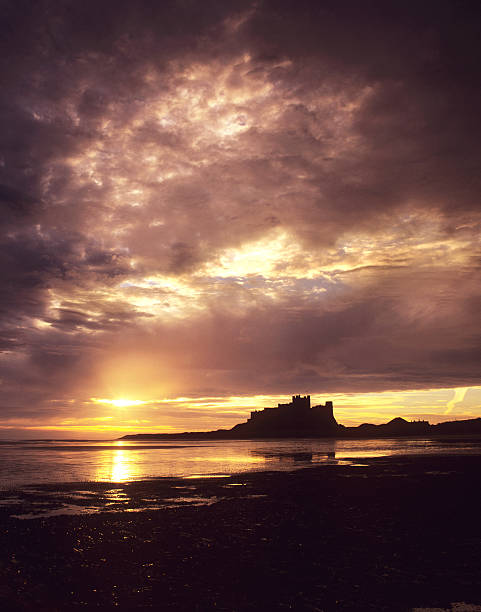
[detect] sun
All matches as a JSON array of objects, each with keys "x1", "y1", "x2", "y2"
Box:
[
  {"x1": 110, "y1": 399, "x2": 146, "y2": 408},
  {"x1": 91, "y1": 398, "x2": 148, "y2": 408}
]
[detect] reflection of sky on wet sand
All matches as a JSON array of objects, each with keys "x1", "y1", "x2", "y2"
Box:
[
  {"x1": 335, "y1": 450, "x2": 395, "y2": 459},
  {"x1": 1, "y1": 438, "x2": 481, "y2": 488},
  {"x1": 3, "y1": 437, "x2": 481, "y2": 520},
  {"x1": 93, "y1": 445, "x2": 269, "y2": 483},
  {"x1": 186, "y1": 455, "x2": 266, "y2": 464}
]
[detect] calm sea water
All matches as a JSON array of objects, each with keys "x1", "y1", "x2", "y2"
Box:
[{"x1": 1, "y1": 437, "x2": 481, "y2": 488}]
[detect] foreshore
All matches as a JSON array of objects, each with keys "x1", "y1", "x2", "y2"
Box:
[{"x1": 1, "y1": 455, "x2": 481, "y2": 611}]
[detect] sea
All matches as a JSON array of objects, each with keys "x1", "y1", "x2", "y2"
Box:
[{"x1": 1, "y1": 436, "x2": 481, "y2": 489}]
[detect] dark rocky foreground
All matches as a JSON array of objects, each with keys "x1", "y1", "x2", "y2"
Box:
[{"x1": 1, "y1": 455, "x2": 481, "y2": 611}]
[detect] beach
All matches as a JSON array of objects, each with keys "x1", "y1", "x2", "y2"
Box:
[{"x1": 1, "y1": 454, "x2": 481, "y2": 611}]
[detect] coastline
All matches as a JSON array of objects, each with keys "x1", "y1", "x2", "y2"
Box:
[
  {"x1": 1, "y1": 455, "x2": 481, "y2": 611},
  {"x1": 119, "y1": 419, "x2": 481, "y2": 441}
]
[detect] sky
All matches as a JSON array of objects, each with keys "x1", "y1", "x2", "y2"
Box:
[{"x1": 1, "y1": 0, "x2": 481, "y2": 438}]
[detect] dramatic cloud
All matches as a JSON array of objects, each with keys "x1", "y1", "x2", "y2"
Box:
[{"x1": 1, "y1": 0, "x2": 480, "y2": 435}]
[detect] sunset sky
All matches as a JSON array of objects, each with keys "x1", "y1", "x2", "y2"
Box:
[{"x1": 1, "y1": 0, "x2": 481, "y2": 438}]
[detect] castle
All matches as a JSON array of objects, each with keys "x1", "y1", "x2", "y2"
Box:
[
  {"x1": 119, "y1": 393, "x2": 481, "y2": 440},
  {"x1": 230, "y1": 394, "x2": 339, "y2": 438}
]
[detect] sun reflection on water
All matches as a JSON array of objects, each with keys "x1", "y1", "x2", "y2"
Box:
[
  {"x1": 96, "y1": 443, "x2": 142, "y2": 482},
  {"x1": 111, "y1": 450, "x2": 131, "y2": 482}
]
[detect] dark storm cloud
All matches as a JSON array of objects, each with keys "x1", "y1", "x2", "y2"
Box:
[{"x1": 1, "y1": 0, "x2": 481, "y2": 429}]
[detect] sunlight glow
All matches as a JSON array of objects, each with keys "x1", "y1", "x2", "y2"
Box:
[
  {"x1": 91, "y1": 398, "x2": 148, "y2": 408},
  {"x1": 1, "y1": 387, "x2": 479, "y2": 438}
]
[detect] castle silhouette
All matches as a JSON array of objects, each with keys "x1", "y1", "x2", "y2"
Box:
[
  {"x1": 229, "y1": 395, "x2": 338, "y2": 438},
  {"x1": 120, "y1": 394, "x2": 481, "y2": 440}
]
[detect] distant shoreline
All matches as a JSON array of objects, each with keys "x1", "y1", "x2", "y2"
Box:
[{"x1": 120, "y1": 416, "x2": 481, "y2": 441}]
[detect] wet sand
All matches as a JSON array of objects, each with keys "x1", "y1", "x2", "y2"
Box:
[{"x1": 1, "y1": 455, "x2": 481, "y2": 611}]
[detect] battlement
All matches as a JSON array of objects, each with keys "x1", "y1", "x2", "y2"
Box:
[{"x1": 277, "y1": 394, "x2": 310, "y2": 410}]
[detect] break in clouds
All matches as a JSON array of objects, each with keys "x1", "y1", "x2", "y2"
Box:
[{"x1": 1, "y1": 0, "x2": 481, "y2": 432}]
